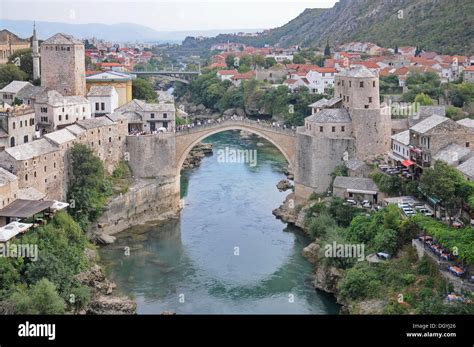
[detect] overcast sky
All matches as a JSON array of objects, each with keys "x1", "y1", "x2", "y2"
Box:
[{"x1": 0, "y1": 0, "x2": 338, "y2": 31}]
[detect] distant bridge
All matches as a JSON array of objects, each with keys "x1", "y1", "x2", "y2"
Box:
[{"x1": 131, "y1": 70, "x2": 201, "y2": 84}]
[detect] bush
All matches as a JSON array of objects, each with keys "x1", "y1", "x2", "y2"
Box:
[
  {"x1": 10, "y1": 279, "x2": 65, "y2": 314},
  {"x1": 338, "y1": 263, "x2": 379, "y2": 300}
]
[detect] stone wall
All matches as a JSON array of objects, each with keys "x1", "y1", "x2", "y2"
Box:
[
  {"x1": 126, "y1": 133, "x2": 177, "y2": 178},
  {"x1": 89, "y1": 177, "x2": 180, "y2": 236},
  {"x1": 294, "y1": 130, "x2": 355, "y2": 199}
]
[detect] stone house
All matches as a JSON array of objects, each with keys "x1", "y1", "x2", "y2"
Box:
[
  {"x1": 87, "y1": 85, "x2": 119, "y2": 117},
  {"x1": 0, "y1": 81, "x2": 33, "y2": 105},
  {"x1": 408, "y1": 115, "x2": 474, "y2": 170},
  {"x1": 116, "y1": 99, "x2": 175, "y2": 133},
  {"x1": 0, "y1": 105, "x2": 37, "y2": 150},
  {"x1": 464, "y1": 66, "x2": 474, "y2": 83},
  {"x1": 332, "y1": 176, "x2": 381, "y2": 203},
  {"x1": 33, "y1": 90, "x2": 91, "y2": 134},
  {"x1": 0, "y1": 115, "x2": 128, "y2": 200},
  {"x1": 86, "y1": 71, "x2": 136, "y2": 107},
  {"x1": 0, "y1": 30, "x2": 30, "y2": 64}
]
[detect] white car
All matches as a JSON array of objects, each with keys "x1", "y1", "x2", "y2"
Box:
[
  {"x1": 361, "y1": 200, "x2": 371, "y2": 208},
  {"x1": 346, "y1": 199, "x2": 357, "y2": 205}
]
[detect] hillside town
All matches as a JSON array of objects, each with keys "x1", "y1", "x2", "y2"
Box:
[{"x1": 0, "y1": 21, "x2": 474, "y2": 318}]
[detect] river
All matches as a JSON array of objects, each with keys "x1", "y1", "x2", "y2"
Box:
[{"x1": 99, "y1": 130, "x2": 340, "y2": 314}]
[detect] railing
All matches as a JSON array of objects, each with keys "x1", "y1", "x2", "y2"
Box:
[{"x1": 174, "y1": 117, "x2": 297, "y2": 136}]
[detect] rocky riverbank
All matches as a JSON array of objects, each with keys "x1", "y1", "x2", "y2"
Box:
[
  {"x1": 75, "y1": 249, "x2": 136, "y2": 314},
  {"x1": 182, "y1": 142, "x2": 213, "y2": 170}
]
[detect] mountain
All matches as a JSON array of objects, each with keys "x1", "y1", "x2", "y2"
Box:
[
  {"x1": 0, "y1": 19, "x2": 262, "y2": 44},
  {"x1": 182, "y1": 0, "x2": 474, "y2": 55}
]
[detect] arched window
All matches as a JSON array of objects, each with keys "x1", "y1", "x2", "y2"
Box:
[
  {"x1": 23, "y1": 135, "x2": 28, "y2": 143},
  {"x1": 10, "y1": 137, "x2": 15, "y2": 147}
]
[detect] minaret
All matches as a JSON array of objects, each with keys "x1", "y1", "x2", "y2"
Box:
[{"x1": 32, "y1": 22, "x2": 40, "y2": 80}]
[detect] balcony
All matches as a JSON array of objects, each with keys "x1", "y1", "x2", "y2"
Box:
[{"x1": 409, "y1": 146, "x2": 431, "y2": 167}]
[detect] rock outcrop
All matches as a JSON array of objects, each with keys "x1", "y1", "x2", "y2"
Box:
[
  {"x1": 181, "y1": 143, "x2": 213, "y2": 170},
  {"x1": 276, "y1": 179, "x2": 293, "y2": 192}
]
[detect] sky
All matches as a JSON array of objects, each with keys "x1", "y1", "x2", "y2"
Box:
[{"x1": 0, "y1": 0, "x2": 338, "y2": 31}]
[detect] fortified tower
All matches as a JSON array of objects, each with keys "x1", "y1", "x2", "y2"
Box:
[
  {"x1": 294, "y1": 66, "x2": 391, "y2": 199},
  {"x1": 40, "y1": 33, "x2": 86, "y2": 96}
]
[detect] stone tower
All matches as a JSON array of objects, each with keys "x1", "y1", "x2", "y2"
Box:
[
  {"x1": 334, "y1": 66, "x2": 390, "y2": 159},
  {"x1": 32, "y1": 22, "x2": 40, "y2": 80},
  {"x1": 40, "y1": 33, "x2": 86, "y2": 96}
]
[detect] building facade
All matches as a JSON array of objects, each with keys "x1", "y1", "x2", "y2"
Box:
[{"x1": 40, "y1": 33, "x2": 86, "y2": 96}]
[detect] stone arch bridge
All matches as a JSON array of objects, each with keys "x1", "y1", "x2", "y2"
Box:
[{"x1": 174, "y1": 119, "x2": 297, "y2": 173}]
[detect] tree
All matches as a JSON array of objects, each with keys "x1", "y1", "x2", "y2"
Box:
[
  {"x1": 324, "y1": 39, "x2": 331, "y2": 57},
  {"x1": 414, "y1": 92, "x2": 434, "y2": 106},
  {"x1": 10, "y1": 279, "x2": 65, "y2": 314},
  {"x1": 225, "y1": 54, "x2": 236, "y2": 68},
  {"x1": 419, "y1": 160, "x2": 465, "y2": 218},
  {"x1": 264, "y1": 57, "x2": 277, "y2": 68},
  {"x1": 445, "y1": 106, "x2": 465, "y2": 120},
  {"x1": 0, "y1": 64, "x2": 28, "y2": 88},
  {"x1": 7, "y1": 48, "x2": 33, "y2": 80},
  {"x1": 132, "y1": 78, "x2": 157, "y2": 101},
  {"x1": 292, "y1": 53, "x2": 305, "y2": 64}
]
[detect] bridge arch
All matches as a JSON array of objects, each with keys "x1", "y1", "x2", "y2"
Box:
[{"x1": 175, "y1": 121, "x2": 297, "y2": 176}]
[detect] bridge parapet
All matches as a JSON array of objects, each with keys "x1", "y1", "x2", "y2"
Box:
[{"x1": 175, "y1": 118, "x2": 297, "y2": 137}]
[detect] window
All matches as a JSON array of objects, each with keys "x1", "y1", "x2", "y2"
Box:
[
  {"x1": 349, "y1": 81, "x2": 352, "y2": 87},
  {"x1": 23, "y1": 135, "x2": 28, "y2": 143},
  {"x1": 150, "y1": 113, "x2": 155, "y2": 119},
  {"x1": 12, "y1": 122, "x2": 15, "y2": 129},
  {"x1": 319, "y1": 126, "x2": 323, "y2": 132},
  {"x1": 109, "y1": 137, "x2": 112, "y2": 143},
  {"x1": 25, "y1": 174, "x2": 28, "y2": 181},
  {"x1": 62, "y1": 108, "x2": 65, "y2": 112},
  {"x1": 364, "y1": 105, "x2": 369, "y2": 109},
  {"x1": 341, "y1": 126, "x2": 345, "y2": 132},
  {"x1": 332, "y1": 126, "x2": 335, "y2": 132},
  {"x1": 101, "y1": 103, "x2": 105, "y2": 111},
  {"x1": 30, "y1": 118, "x2": 34, "y2": 126},
  {"x1": 466, "y1": 142, "x2": 470, "y2": 148},
  {"x1": 44, "y1": 166, "x2": 47, "y2": 172},
  {"x1": 95, "y1": 103, "x2": 100, "y2": 111},
  {"x1": 347, "y1": 96, "x2": 349, "y2": 102},
  {"x1": 59, "y1": 115, "x2": 62, "y2": 121},
  {"x1": 360, "y1": 81, "x2": 364, "y2": 88},
  {"x1": 368, "y1": 97, "x2": 372, "y2": 103},
  {"x1": 20, "y1": 120, "x2": 23, "y2": 127},
  {"x1": 373, "y1": 81, "x2": 376, "y2": 87},
  {"x1": 163, "y1": 113, "x2": 168, "y2": 119},
  {"x1": 66, "y1": 114, "x2": 69, "y2": 120},
  {"x1": 342, "y1": 80, "x2": 345, "y2": 86}
]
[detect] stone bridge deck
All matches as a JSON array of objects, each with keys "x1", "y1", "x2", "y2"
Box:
[{"x1": 174, "y1": 119, "x2": 297, "y2": 171}]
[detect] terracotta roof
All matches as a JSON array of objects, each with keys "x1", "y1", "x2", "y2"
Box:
[{"x1": 218, "y1": 70, "x2": 238, "y2": 75}]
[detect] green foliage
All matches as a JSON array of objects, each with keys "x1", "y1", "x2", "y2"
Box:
[
  {"x1": 67, "y1": 284, "x2": 91, "y2": 312},
  {"x1": 328, "y1": 197, "x2": 360, "y2": 227},
  {"x1": 132, "y1": 78, "x2": 157, "y2": 101},
  {"x1": 292, "y1": 53, "x2": 306, "y2": 64},
  {"x1": 371, "y1": 171, "x2": 402, "y2": 196},
  {"x1": 7, "y1": 48, "x2": 33, "y2": 80},
  {"x1": 448, "y1": 82, "x2": 474, "y2": 108},
  {"x1": 0, "y1": 64, "x2": 28, "y2": 88},
  {"x1": 419, "y1": 160, "x2": 466, "y2": 213},
  {"x1": 67, "y1": 144, "x2": 111, "y2": 229},
  {"x1": 10, "y1": 279, "x2": 65, "y2": 314},
  {"x1": 306, "y1": 213, "x2": 337, "y2": 239},
  {"x1": 338, "y1": 262, "x2": 379, "y2": 300},
  {"x1": 414, "y1": 92, "x2": 434, "y2": 106},
  {"x1": 402, "y1": 72, "x2": 442, "y2": 102},
  {"x1": 445, "y1": 106, "x2": 465, "y2": 120}
]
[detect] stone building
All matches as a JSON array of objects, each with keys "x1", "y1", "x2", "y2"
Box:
[
  {"x1": 0, "y1": 115, "x2": 128, "y2": 200},
  {"x1": 0, "y1": 105, "x2": 37, "y2": 150},
  {"x1": 295, "y1": 66, "x2": 391, "y2": 198},
  {"x1": 34, "y1": 90, "x2": 91, "y2": 133},
  {"x1": 40, "y1": 33, "x2": 86, "y2": 96},
  {"x1": 0, "y1": 30, "x2": 30, "y2": 64},
  {"x1": 116, "y1": 99, "x2": 176, "y2": 133},
  {"x1": 86, "y1": 71, "x2": 135, "y2": 107},
  {"x1": 87, "y1": 85, "x2": 119, "y2": 117},
  {"x1": 408, "y1": 115, "x2": 474, "y2": 171},
  {"x1": 0, "y1": 167, "x2": 18, "y2": 210},
  {"x1": 0, "y1": 81, "x2": 33, "y2": 105}
]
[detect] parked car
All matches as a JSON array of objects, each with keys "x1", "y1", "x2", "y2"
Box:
[
  {"x1": 376, "y1": 252, "x2": 391, "y2": 260},
  {"x1": 346, "y1": 199, "x2": 357, "y2": 206},
  {"x1": 361, "y1": 200, "x2": 371, "y2": 208}
]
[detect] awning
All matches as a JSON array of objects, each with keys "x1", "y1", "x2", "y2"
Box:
[
  {"x1": 347, "y1": 189, "x2": 378, "y2": 195},
  {"x1": 401, "y1": 159, "x2": 415, "y2": 167},
  {"x1": 51, "y1": 201, "x2": 69, "y2": 211},
  {"x1": 0, "y1": 223, "x2": 20, "y2": 242},
  {"x1": 0, "y1": 199, "x2": 54, "y2": 218}
]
